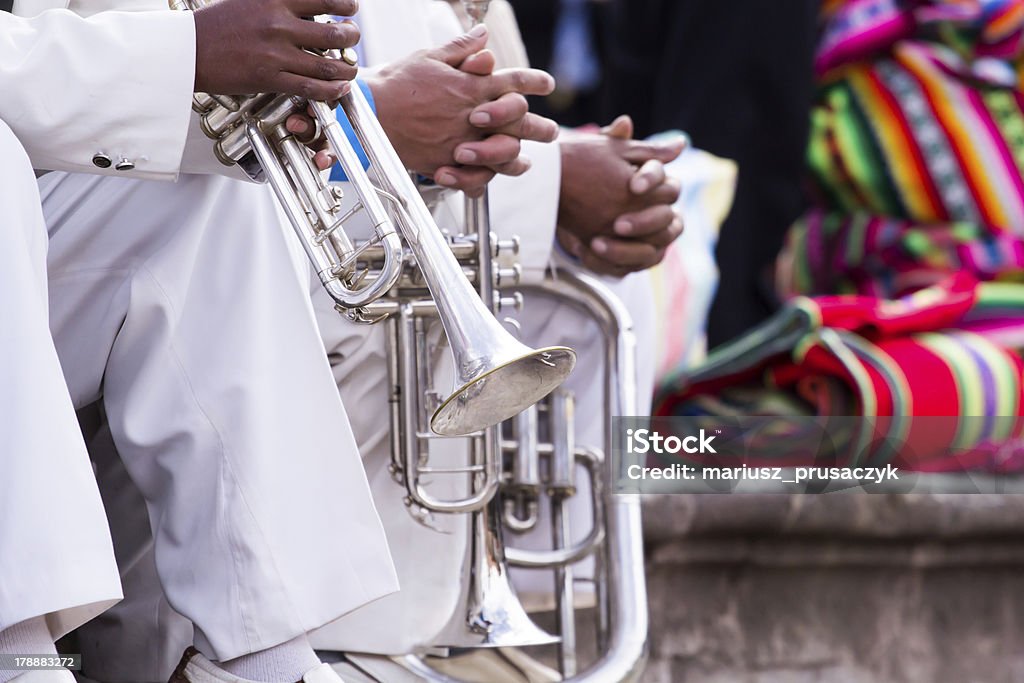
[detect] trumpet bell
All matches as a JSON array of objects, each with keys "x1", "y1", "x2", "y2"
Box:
[
  {"x1": 432, "y1": 496, "x2": 561, "y2": 648},
  {"x1": 432, "y1": 573, "x2": 561, "y2": 648},
  {"x1": 431, "y1": 345, "x2": 577, "y2": 437}
]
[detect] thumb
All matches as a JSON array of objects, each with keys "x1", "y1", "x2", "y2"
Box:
[
  {"x1": 601, "y1": 114, "x2": 634, "y2": 140},
  {"x1": 620, "y1": 136, "x2": 687, "y2": 165},
  {"x1": 433, "y1": 24, "x2": 490, "y2": 66},
  {"x1": 459, "y1": 49, "x2": 496, "y2": 75}
]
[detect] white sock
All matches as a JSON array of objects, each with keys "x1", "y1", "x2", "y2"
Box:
[
  {"x1": 216, "y1": 635, "x2": 321, "y2": 683},
  {"x1": 0, "y1": 617, "x2": 58, "y2": 683}
]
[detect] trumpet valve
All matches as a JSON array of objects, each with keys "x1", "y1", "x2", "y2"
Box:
[
  {"x1": 495, "y1": 292, "x2": 524, "y2": 313},
  {"x1": 494, "y1": 264, "x2": 522, "y2": 288},
  {"x1": 316, "y1": 185, "x2": 345, "y2": 215},
  {"x1": 493, "y1": 235, "x2": 521, "y2": 258},
  {"x1": 547, "y1": 389, "x2": 578, "y2": 497}
]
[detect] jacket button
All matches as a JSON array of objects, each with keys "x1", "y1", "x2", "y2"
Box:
[
  {"x1": 115, "y1": 158, "x2": 135, "y2": 172},
  {"x1": 92, "y1": 153, "x2": 112, "y2": 169}
]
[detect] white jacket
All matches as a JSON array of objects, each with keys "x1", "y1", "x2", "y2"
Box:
[{"x1": 4, "y1": 1, "x2": 228, "y2": 180}]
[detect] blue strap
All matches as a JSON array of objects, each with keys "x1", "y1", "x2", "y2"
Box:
[{"x1": 328, "y1": 81, "x2": 376, "y2": 182}]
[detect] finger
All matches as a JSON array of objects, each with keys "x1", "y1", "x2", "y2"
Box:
[
  {"x1": 487, "y1": 67, "x2": 556, "y2": 98},
  {"x1": 284, "y1": 49, "x2": 359, "y2": 84},
  {"x1": 313, "y1": 148, "x2": 336, "y2": 171},
  {"x1": 488, "y1": 155, "x2": 532, "y2": 177},
  {"x1": 490, "y1": 112, "x2": 559, "y2": 144},
  {"x1": 469, "y1": 92, "x2": 528, "y2": 129},
  {"x1": 291, "y1": 18, "x2": 361, "y2": 52},
  {"x1": 590, "y1": 236, "x2": 664, "y2": 269},
  {"x1": 273, "y1": 72, "x2": 352, "y2": 101},
  {"x1": 285, "y1": 113, "x2": 318, "y2": 143},
  {"x1": 577, "y1": 247, "x2": 636, "y2": 278},
  {"x1": 648, "y1": 177, "x2": 682, "y2": 206},
  {"x1": 459, "y1": 49, "x2": 496, "y2": 76},
  {"x1": 629, "y1": 159, "x2": 667, "y2": 195},
  {"x1": 614, "y1": 208, "x2": 683, "y2": 246},
  {"x1": 619, "y1": 136, "x2": 687, "y2": 165},
  {"x1": 454, "y1": 134, "x2": 522, "y2": 167},
  {"x1": 433, "y1": 24, "x2": 490, "y2": 67},
  {"x1": 434, "y1": 164, "x2": 497, "y2": 197},
  {"x1": 600, "y1": 114, "x2": 633, "y2": 140},
  {"x1": 556, "y1": 227, "x2": 586, "y2": 260}
]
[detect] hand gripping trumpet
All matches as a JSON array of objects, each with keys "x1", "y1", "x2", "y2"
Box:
[{"x1": 171, "y1": 0, "x2": 576, "y2": 437}]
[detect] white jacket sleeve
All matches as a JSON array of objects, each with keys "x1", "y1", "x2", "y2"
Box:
[{"x1": 0, "y1": 9, "x2": 197, "y2": 180}]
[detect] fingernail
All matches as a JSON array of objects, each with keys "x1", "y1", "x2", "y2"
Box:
[
  {"x1": 592, "y1": 238, "x2": 609, "y2": 254},
  {"x1": 469, "y1": 24, "x2": 488, "y2": 37},
  {"x1": 435, "y1": 171, "x2": 456, "y2": 186},
  {"x1": 455, "y1": 148, "x2": 477, "y2": 164},
  {"x1": 614, "y1": 219, "x2": 632, "y2": 236},
  {"x1": 470, "y1": 111, "x2": 491, "y2": 126},
  {"x1": 633, "y1": 177, "x2": 651, "y2": 194}
]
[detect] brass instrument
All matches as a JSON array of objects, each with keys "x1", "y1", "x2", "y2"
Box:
[
  {"x1": 503, "y1": 271, "x2": 649, "y2": 682},
  {"x1": 170, "y1": 0, "x2": 576, "y2": 439},
  {"x1": 344, "y1": 269, "x2": 649, "y2": 682}
]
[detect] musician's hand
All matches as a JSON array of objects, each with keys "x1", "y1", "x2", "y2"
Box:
[
  {"x1": 193, "y1": 0, "x2": 361, "y2": 100},
  {"x1": 284, "y1": 106, "x2": 336, "y2": 170},
  {"x1": 556, "y1": 116, "x2": 686, "y2": 277},
  {"x1": 366, "y1": 25, "x2": 557, "y2": 195}
]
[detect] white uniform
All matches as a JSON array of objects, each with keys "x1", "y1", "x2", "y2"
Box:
[
  {"x1": 0, "y1": 0, "x2": 397, "y2": 668},
  {"x1": 63, "y1": 0, "x2": 659, "y2": 675}
]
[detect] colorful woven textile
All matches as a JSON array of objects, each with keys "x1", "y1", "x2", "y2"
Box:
[
  {"x1": 779, "y1": 0, "x2": 1024, "y2": 298},
  {"x1": 654, "y1": 276, "x2": 1024, "y2": 472}
]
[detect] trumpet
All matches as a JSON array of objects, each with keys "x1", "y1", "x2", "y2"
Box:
[{"x1": 171, "y1": 0, "x2": 576, "y2": 438}]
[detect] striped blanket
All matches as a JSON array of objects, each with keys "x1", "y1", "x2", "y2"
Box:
[{"x1": 655, "y1": 275, "x2": 1024, "y2": 472}]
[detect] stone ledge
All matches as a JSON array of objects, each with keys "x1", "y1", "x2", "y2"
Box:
[
  {"x1": 642, "y1": 493, "x2": 1024, "y2": 543},
  {"x1": 639, "y1": 493, "x2": 1024, "y2": 683}
]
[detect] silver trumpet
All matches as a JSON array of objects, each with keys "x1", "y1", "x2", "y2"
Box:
[{"x1": 171, "y1": 0, "x2": 576, "y2": 438}]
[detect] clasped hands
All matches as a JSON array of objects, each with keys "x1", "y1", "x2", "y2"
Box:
[
  {"x1": 366, "y1": 30, "x2": 686, "y2": 277},
  {"x1": 362, "y1": 31, "x2": 686, "y2": 277}
]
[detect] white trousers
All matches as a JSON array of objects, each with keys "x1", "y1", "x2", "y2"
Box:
[
  {"x1": 1, "y1": 127, "x2": 398, "y2": 671},
  {"x1": 0, "y1": 120, "x2": 122, "y2": 642},
  {"x1": 73, "y1": 259, "x2": 656, "y2": 675}
]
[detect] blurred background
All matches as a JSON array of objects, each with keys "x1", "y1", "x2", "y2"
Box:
[{"x1": 509, "y1": 1, "x2": 1024, "y2": 681}]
